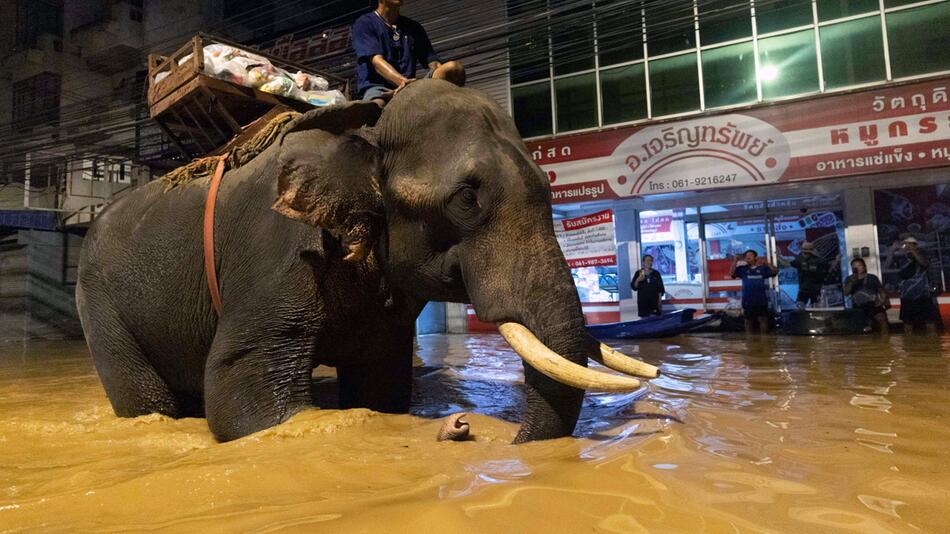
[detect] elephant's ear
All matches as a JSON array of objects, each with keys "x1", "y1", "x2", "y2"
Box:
[{"x1": 272, "y1": 101, "x2": 384, "y2": 263}]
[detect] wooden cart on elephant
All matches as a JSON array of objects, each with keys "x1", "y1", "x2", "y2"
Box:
[{"x1": 147, "y1": 33, "x2": 349, "y2": 160}]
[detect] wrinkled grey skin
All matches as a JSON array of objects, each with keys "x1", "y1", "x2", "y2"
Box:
[{"x1": 76, "y1": 80, "x2": 597, "y2": 443}]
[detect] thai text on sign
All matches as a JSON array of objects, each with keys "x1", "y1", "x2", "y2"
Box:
[
  {"x1": 554, "y1": 209, "x2": 618, "y2": 268},
  {"x1": 532, "y1": 78, "x2": 950, "y2": 203}
]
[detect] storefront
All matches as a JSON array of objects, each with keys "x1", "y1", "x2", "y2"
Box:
[{"x1": 522, "y1": 77, "x2": 950, "y2": 325}]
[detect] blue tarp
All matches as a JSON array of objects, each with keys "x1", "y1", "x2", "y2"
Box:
[{"x1": 0, "y1": 210, "x2": 59, "y2": 231}]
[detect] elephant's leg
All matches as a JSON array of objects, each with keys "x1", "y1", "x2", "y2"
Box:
[
  {"x1": 203, "y1": 327, "x2": 316, "y2": 441},
  {"x1": 337, "y1": 333, "x2": 414, "y2": 413},
  {"x1": 80, "y1": 295, "x2": 181, "y2": 418}
]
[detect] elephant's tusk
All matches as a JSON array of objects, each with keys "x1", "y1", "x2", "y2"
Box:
[
  {"x1": 498, "y1": 323, "x2": 641, "y2": 393},
  {"x1": 593, "y1": 343, "x2": 659, "y2": 379}
]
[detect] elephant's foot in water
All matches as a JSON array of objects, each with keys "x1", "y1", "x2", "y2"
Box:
[{"x1": 437, "y1": 413, "x2": 470, "y2": 442}]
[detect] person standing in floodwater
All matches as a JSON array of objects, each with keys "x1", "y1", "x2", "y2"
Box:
[
  {"x1": 843, "y1": 258, "x2": 889, "y2": 333},
  {"x1": 631, "y1": 254, "x2": 665, "y2": 318},
  {"x1": 781, "y1": 241, "x2": 837, "y2": 309},
  {"x1": 730, "y1": 250, "x2": 777, "y2": 334},
  {"x1": 897, "y1": 236, "x2": 939, "y2": 334}
]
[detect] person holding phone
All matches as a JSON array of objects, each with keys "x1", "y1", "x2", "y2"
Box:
[
  {"x1": 785, "y1": 241, "x2": 835, "y2": 309},
  {"x1": 631, "y1": 254, "x2": 665, "y2": 318},
  {"x1": 730, "y1": 250, "x2": 777, "y2": 334}
]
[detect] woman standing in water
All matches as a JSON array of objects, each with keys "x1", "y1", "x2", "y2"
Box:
[
  {"x1": 631, "y1": 254, "x2": 665, "y2": 318},
  {"x1": 843, "y1": 258, "x2": 889, "y2": 333}
]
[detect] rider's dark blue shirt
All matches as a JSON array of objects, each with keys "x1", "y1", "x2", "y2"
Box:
[{"x1": 352, "y1": 12, "x2": 441, "y2": 97}]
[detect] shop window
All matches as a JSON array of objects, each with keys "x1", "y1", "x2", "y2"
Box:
[
  {"x1": 874, "y1": 184, "x2": 950, "y2": 296},
  {"x1": 702, "y1": 42, "x2": 756, "y2": 108},
  {"x1": 698, "y1": 0, "x2": 751, "y2": 45},
  {"x1": 820, "y1": 16, "x2": 886, "y2": 89},
  {"x1": 649, "y1": 53, "x2": 700, "y2": 116},
  {"x1": 645, "y1": 1, "x2": 695, "y2": 56},
  {"x1": 817, "y1": 0, "x2": 878, "y2": 21},
  {"x1": 703, "y1": 215, "x2": 768, "y2": 306},
  {"x1": 555, "y1": 73, "x2": 598, "y2": 132},
  {"x1": 773, "y1": 211, "x2": 846, "y2": 309},
  {"x1": 640, "y1": 209, "x2": 702, "y2": 296},
  {"x1": 600, "y1": 64, "x2": 647, "y2": 125},
  {"x1": 573, "y1": 266, "x2": 621, "y2": 302},
  {"x1": 509, "y1": 0, "x2": 550, "y2": 84},
  {"x1": 595, "y1": 0, "x2": 643, "y2": 66},
  {"x1": 757, "y1": 29, "x2": 819, "y2": 100},
  {"x1": 755, "y1": 0, "x2": 813, "y2": 35},
  {"x1": 552, "y1": 4, "x2": 595, "y2": 76},
  {"x1": 886, "y1": 2, "x2": 950, "y2": 78},
  {"x1": 512, "y1": 82, "x2": 553, "y2": 138},
  {"x1": 554, "y1": 208, "x2": 621, "y2": 307}
]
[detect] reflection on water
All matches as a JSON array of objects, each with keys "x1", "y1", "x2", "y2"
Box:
[{"x1": 1, "y1": 334, "x2": 949, "y2": 532}]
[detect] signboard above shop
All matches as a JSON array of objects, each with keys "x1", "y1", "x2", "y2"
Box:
[{"x1": 531, "y1": 78, "x2": 950, "y2": 204}]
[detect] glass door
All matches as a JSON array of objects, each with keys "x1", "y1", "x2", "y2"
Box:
[
  {"x1": 639, "y1": 208, "x2": 702, "y2": 308},
  {"x1": 769, "y1": 209, "x2": 847, "y2": 309},
  {"x1": 703, "y1": 213, "x2": 770, "y2": 310}
]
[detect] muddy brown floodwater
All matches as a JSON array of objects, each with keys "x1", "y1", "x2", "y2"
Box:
[{"x1": 1, "y1": 334, "x2": 949, "y2": 533}]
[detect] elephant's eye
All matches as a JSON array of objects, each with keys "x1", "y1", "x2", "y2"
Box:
[{"x1": 458, "y1": 186, "x2": 480, "y2": 209}]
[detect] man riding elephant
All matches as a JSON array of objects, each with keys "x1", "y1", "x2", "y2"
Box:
[
  {"x1": 352, "y1": 0, "x2": 465, "y2": 105},
  {"x1": 76, "y1": 80, "x2": 656, "y2": 444}
]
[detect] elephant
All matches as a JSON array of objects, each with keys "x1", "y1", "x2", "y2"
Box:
[
  {"x1": 75, "y1": 79, "x2": 657, "y2": 444},
  {"x1": 437, "y1": 413, "x2": 470, "y2": 442}
]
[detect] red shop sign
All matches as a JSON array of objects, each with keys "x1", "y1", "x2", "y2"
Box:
[{"x1": 531, "y1": 78, "x2": 950, "y2": 204}]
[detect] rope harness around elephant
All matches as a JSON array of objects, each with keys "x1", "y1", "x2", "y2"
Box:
[
  {"x1": 159, "y1": 110, "x2": 302, "y2": 316},
  {"x1": 203, "y1": 156, "x2": 227, "y2": 316}
]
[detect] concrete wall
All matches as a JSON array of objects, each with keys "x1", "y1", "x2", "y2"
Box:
[
  {"x1": 0, "y1": 186, "x2": 23, "y2": 209},
  {"x1": 0, "y1": 0, "x2": 11, "y2": 125},
  {"x1": 0, "y1": 230, "x2": 83, "y2": 342},
  {"x1": 0, "y1": 233, "x2": 28, "y2": 341}
]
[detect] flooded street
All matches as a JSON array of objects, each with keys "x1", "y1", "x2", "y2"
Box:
[{"x1": 1, "y1": 333, "x2": 948, "y2": 533}]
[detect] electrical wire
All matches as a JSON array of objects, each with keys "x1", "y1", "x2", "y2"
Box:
[{"x1": 0, "y1": 0, "x2": 819, "y2": 176}]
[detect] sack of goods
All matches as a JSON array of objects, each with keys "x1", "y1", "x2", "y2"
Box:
[{"x1": 153, "y1": 43, "x2": 346, "y2": 108}]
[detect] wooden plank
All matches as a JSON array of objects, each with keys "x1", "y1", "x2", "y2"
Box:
[
  {"x1": 154, "y1": 116, "x2": 192, "y2": 160},
  {"x1": 193, "y1": 94, "x2": 229, "y2": 143},
  {"x1": 180, "y1": 99, "x2": 218, "y2": 152},
  {"x1": 150, "y1": 76, "x2": 201, "y2": 118},
  {"x1": 200, "y1": 86, "x2": 241, "y2": 133},
  {"x1": 209, "y1": 104, "x2": 291, "y2": 157},
  {"x1": 198, "y1": 76, "x2": 313, "y2": 113},
  {"x1": 148, "y1": 39, "x2": 202, "y2": 107},
  {"x1": 168, "y1": 106, "x2": 209, "y2": 154},
  {"x1": 196, "y1": 98, "x2": 228, "y2": 141}
]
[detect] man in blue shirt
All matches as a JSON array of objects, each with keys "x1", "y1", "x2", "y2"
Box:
[
  {"x1": 730, "y1": 249, "x2": 777, "y2": 334},
  {"x1": 352, "y1": 0, "x2": 465, "y2": 104}
]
